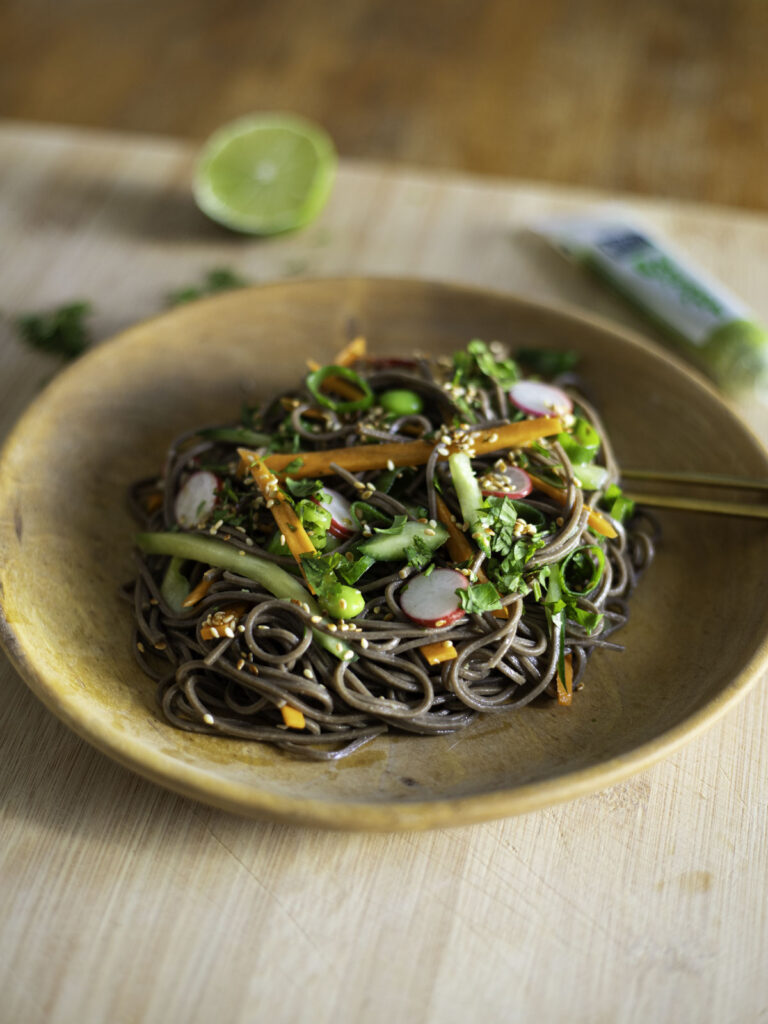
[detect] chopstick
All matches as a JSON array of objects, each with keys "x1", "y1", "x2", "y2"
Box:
[
  {"x1": 621, "y1": 468, "x2": 768, "y2": 492},
  {"x1": 622, "y1": 468, "x2": 768, "y2": 520}
]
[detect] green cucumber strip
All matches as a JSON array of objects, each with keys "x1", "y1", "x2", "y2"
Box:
[
  {"x1": 573, "y1": 463, "x2": 609, "y2": 490},
  {"x1": 357, "y1": 520, "x2": 449, "y2": 560},
  {"x1": 160, "y1": 556, "x2": 190, "y2": 612},
  {"x1": 448, "y1": 451, "x2": 488, "y2": 553},
  {"x1": 136, "y1": 532, "x2": 351, "y2": 660}
]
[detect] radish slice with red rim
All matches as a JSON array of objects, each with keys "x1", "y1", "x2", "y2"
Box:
[
  {"x1": 175, "y1": 471, "x2": 219, "y2": 527},
  {"x1": 399, "y1": 568, "x2": 469, "y2": 628},
  {"x1": 509, "y1": 381, "x2": 572, "y2": 417},
  {"x1": 314, "y1": 487, "x2": 357, "y2": 539},
  {"x1": 480, "y1": 466, "x2": 533, "y2": 499}
]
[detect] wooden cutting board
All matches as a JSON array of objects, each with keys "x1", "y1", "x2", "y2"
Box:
[{"x1": 1, "y1": 120, "x2": 767, "y2": 1024}]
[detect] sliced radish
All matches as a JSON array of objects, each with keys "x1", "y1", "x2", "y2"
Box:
[
  {"x1": 399, "y1": 568, "x2": 468, "y2": 628},
  {"x1": 480, "y1": 466, "x2": 533, "y2": 499},
  {"x1": 174, "y1": 471, "x2": 219, "y2": 527},
  {"x1": 313, "y1": 487, "x2": 357, "y2": 539},
  {"x1": 509, "y1": 380, "x2": 572, "y2": 417}
]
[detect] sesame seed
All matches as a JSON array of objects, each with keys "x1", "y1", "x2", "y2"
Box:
[
  {"x1": 137, "y1": 641, "x2": 145, "y2": 653},
  {"x1": 224, "y1": 627, "x2": 236, "y2": 638},
  {"x1": 327, "y1": 623, "x2": 338, "y2": 632},
  {"x1": 360, "y1": 638, "x2": 369, "y2": 649},
  {"x1": 311, "y1": 615, "x2": 322, "y2": 624},
  {"x1": 386, "y1": 459, "x2": 395, "y2": 471},
  {"x1": 258, "y1": 624, "x2": 269, "y2": 631},
  {"x1": 303, "y1": 669, "x2": 313, "y2": 679},
  {"x1": 236, "y1": 658, "x2": 245, "y2": 670},
  {"x1": 280, "y1": 533, "x2": 286, "y2": 546},
  {"x1": 238, "y1": 550, "x2": 246, "y2": 557},
  {"x1": 398, "y1": 568, "x2": 408, "y2": 579},
  {"x1": 339, "y1": 599, "x2": 348, "y2": 610},
  {"x1": 343, "y1": 650, "x2": 354, "y2": 661},
  {"x1": 424, "y1": 528, "x2": 436, "y2": 537},
  {"x1": 237, "y1": 624, "x2": 245, "y2": 633},
  {"x1": 435, "y1": 619, "x2": 446, "y2": 627},
  {"x1": 203, "y1": 713, "x2": 214, "y2": 725}
]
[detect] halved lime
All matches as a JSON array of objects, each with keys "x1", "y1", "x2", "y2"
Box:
[{"x1": 193, "y1": 113, "x2": 337, "y2": 235}]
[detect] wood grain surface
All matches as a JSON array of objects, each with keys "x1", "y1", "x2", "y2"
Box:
[
  {"x1": 1, "y1": 121, "x2": 768, "y2": 1023},
  {"x1": 2, "y1": 1, "x2": 768, "y2": 210}
]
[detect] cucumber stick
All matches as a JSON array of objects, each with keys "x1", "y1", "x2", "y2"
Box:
[
  {"x1": 357, "y1": 520, "x2": 449, "y2": 560},
  {"x1": 136, "y1": 532, "x2": 351, "y2": 660},
  {"x1": 448, "y1": 452, "x2": 489, "y2": 553}
]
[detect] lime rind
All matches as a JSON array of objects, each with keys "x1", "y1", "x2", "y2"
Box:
[{"x1": 193, "y1": 113, "x2": 337, "y2": 235}]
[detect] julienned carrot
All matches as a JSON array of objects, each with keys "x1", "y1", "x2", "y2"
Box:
[
  {"x1": 280, "y1": 705, "x2": 306, "y2": 729},
  {"x1": 306, "y1": 337, "x2": 368, "y2": 401},
  {"x1": 253, "y1": 416, "x2": 563, "y2": 480},
  {"x1": 332, "y1": 336, "x2": 367, "y2": 367},
  {"x1": 434, "y1": 494, "x2": 508, "y2": 619},
  {"x1": 420, "y1": 640, "x2": 458, "y2": 666},
  {"x1": 556, "y1": 653, "x2": 573, "y2": 706},
  {"x1": 239, "y1": 451, "x2": 317, "y2": 571},
  {"x1": 182, "y1": 571, "x2": 215, "y2": 607},
  {"x1": 527, "y1": 472, "x2": 617, "y2": 539}
]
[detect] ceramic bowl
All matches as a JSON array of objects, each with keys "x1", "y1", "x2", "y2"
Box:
[{"x1": 2, "y1": 278, "x2": 768, "y2": 830}]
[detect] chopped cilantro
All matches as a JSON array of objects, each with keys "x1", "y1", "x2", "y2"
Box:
[
  {"x1": 515, "y1": 348, "x2": 578, "y2": 378},
  {"x1": 284, "y1": 475, "x2": 324, "y2": 500},
  {"x1": 15, "y1": 301, "x2": 92, "y2": 360},
  {"x1": 466, "y1": 339, "x2": 519, "y2": 387},
  {"x1": 457, "y1": 582, "x2": 503, "y2": 615},
  {"x1": 167, "y1": 267, "x2": 249, "y2": 306},
  {"x1": 403, "y1": 535, "x2": 435, "y2": 570}
]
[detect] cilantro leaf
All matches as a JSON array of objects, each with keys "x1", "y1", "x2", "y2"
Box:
[
  {"x1": 168, "y1": 267, "x2": 249, "y2": 306},
  {"x1": 16, "y1": 301, "x2": 92, "y2": 360},
  {"x1": 515, "y1": 348, "x2": 578, "y2": 378},
  {"x1": 457, "y1": 582, "x2": 503, "y2": 614},
  {"x1": 467, "y1": 339, "x2": 519, "y2": 387},
  {"x1": 284, "y1": 475, "x2": 324, "y2": 500},
  {"x1": 403, "y1": 535, "x2": 434, "y2": 570}
]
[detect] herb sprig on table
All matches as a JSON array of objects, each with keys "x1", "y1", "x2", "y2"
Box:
[{"x1": 12, "y1": 267, "x2": 250, "y2": 362}]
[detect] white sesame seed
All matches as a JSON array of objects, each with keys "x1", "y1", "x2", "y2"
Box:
[
  {"x1": 137, "y1": 641, "x2": 145, "y2": 653},
  {"x1": 360, "y1": 638, "x2": 369, "y2": 649},
  {"x1": 386, "y1": 459, "x2": 395, "y2": 471},
  {"x1": 424, "y1": 528, "x2": 436, "y2": 537},
  {"x1": 303, "y1": 669, "x2": 313, "y2": 679},
  {"x1": 280, "y1": 533, "x2": 286, "y2": 546},
  {"x1": 310, "y1": 614, "x2": 322, "y2": 623},
  {"x1": 203, "y1": 713, "x2": 214, "y2": 725},
  {"x1": 236, "y1": 658, "x2": 245, "y2": 670}
]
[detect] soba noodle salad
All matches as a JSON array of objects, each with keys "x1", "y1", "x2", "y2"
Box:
[{"x1": 129, "y1": 338, "x2": 655, "y2": 760}]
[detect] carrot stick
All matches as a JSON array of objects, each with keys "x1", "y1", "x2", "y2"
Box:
[
  {"x1": 556, "y1": 653, "x2": 574, "y2": 706},
  {"x1": 305, "y1": 337, "x2": 368, "y2": 400},
  {"x1": 239, "y1": 451, "x2": 317, "y2": 573},
  {"x1": 420, "y1": 640, "x2": 458, "y2": 666},
  {"x1": 251, "y1": 416, "x2": 563, "y2": 480},
  {"x1": 528, "y1": 472, "x2": 617, "y2": 539},
  {"x1": 332, "y1": 336, "x2": 367, "y2": 367},
  {"x1": 182, "y1": 572, "x2": 215, "y2": 607},
  {"x1": 280, "y1": 705, "x2": 306, "y2": 729},
  {"x1": 434, "y1": 494, "x2": 508, "y2": 619}
]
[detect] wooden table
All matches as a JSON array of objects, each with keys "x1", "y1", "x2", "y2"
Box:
[{"x1": 2, "y1": 121, "x2": 767, "y2": 1024}]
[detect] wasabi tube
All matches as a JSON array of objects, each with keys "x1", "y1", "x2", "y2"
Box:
[{"x1": 536, "y1": 215, "x2": 768, "y2": 398}]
